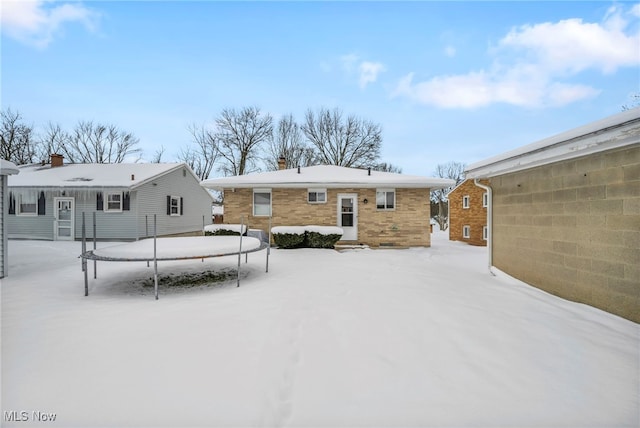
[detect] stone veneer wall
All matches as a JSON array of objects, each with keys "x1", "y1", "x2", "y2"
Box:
[
  {"x1": 449, "y1": 179, "x2": 488, "y2": 246},
  {"x1": 489, "y1": 145, "x2": 639, "y2": 323},
  {"x1": 222, "y1": 187, "x2": 432, "y2": 247}
]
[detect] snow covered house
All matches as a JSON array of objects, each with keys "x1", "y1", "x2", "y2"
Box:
[
  {"x1": 201, "y1": 165, "x2": 454, "y2": 247},
  {"x1": 1, "y1": 159, "x2": 19, "y2": 278},
  {"x1": 448, "y1": 179, "x2": 488, "y2": 246},
  {"x1": 466, "y1": 109, "x2": 640, "y2": 323},
  {"x1": 7, "y1": 156, "x2": 214, "y2": 241}
]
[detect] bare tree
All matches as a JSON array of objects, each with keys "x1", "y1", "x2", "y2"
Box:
[
  {"x1": 264, "y1": 114, "x2": 315, "y2": 170},
  {"x1": 60, "y1": 120, "x2": 141, "y2": 163},
  {"x1": 301, "y1": 107, "x2": 382, "y2": 168},
  {"x1": 37, "y1": 122, "x2": 69, "y2": 162},
  {"x1": 0, "y1": 108, "x2": 36, "y2": 165},
  {"x1": 372, "y1": 162, "x2": 402, "y2": 173},
  {"x1": 176, "y1": 123, "x2": 220, "y2": 180},
  {"x1": 215, "y1": 106, "x2": 272, "y2": 176},
  {"x1": 622, "y1": 92, "x2": 640, "y2": 111},
  {"x1": 151, "y1": 145, "x2": 166, "y2": 163},
  {"x1": 431, "y1": 161, "x2": 466, "y2": 231}
]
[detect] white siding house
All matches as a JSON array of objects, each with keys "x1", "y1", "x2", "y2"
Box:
[
  {"x1": 1, "y1": 159, "x2": 19, "y2": 278},
  {"x1": 7, "y1": 158, "x2": 214, "y2": 241}
]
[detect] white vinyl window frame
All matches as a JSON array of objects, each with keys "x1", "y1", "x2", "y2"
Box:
[
  {"x1": 463, "y1": 225, "x2": 471, "y2": 239},
  {"x1": 462, "y1": 195, "x2": 470, "y2": 209},
  {"x1": 253, "y1": 188, "x2": 272, "y2": 217},
  {"x1": 483, "y1": 225, "x2": 488, "y2": 241},
  {"x1": 482, "y1": 192, "x2": 488, "y2": 207},
  {"x1": 308, "y1": 188, "x2": 327, "y2": 204},
  {"x1": 376, "y1": 188, "x2": 396, "y2": 211},
  {"x1": 105, "y1": 192, "x2": 123, "y2": 212},
  {"x1": 17, "y1": 191, "x2": 37, "y2": 216},
  {"x1": 169, "y1": 195, "x2": 181, "y2": 216}
]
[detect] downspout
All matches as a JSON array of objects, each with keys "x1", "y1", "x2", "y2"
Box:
[{"x1": 474, "y1": 179, "x2": 495, "y2": 276}]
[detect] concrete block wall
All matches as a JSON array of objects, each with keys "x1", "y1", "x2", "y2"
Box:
[
  {"x1": 223, "y1": 187, "x2": 432, "y2": 247},
  {"x1": 489, "y1": 145, "x2": 640, "y2": 323},
  {"x1": 449, "y1": 179, "x2": 488, "y2": 246}
]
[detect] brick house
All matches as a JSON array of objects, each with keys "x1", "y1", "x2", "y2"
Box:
[
  {"x1": 448, "y1": 179, "x2": 488, "y2": 246},
  {"x1": 201, "y1": 165, "x2": 454, "y2": 247},
  {"x1": 466, "y1": 109, "x2": 639, "y2": 323}
]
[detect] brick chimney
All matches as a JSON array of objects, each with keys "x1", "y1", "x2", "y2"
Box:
[
  {"x1": 51, "y1": 154, "x2": 64, "y2": 168},
  {"x1": 277, "y1": 156, "x2": 286, "y2": 170}
]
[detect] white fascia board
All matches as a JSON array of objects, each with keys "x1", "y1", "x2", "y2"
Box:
[
  {"x1": 201, "y1": 179, "x2": 455, "y2": 191},
  {"x1": 466, "y1": 110, "x2": 640, "y2": 178},
  {"x1": 0, "y1": 159, "x2": 19, "y2": 175}
]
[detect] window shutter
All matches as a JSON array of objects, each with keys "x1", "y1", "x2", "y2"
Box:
[
  {"x1": 8, "y1": 192, "x2": 15, "y2": 215},
  {"x1": 123, "y1": 192, "x2": 130, "y2": 211},
  {"x1": 166, "y1": 195, "x2": 171, "y2": 215},
  {"x1": 37, "y1": 191, "x2": 46, "y2": 215},
  {"x1": 180, "y1": 197, "x2": 183, "y2": 215},
  {"x1": 96, "y1": 192, "x2": 104, "y2": 211}
]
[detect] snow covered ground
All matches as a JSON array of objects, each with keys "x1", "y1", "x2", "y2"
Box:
[{"x1": 1, "y1": 231, "x2": 638, "y2": 427}]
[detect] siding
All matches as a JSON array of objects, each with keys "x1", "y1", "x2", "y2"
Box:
[
  {"x1": 135, "y1": 166, "x2": 213, "y2": 238},
  {"x1": 7, "y1": 166, "x2": 213, "y2": 240},
  {"x1": 490, "y1": 145, "x2": 640, "y2": 323},
  {"x1": 223, "y1": 187, "x2": 432, "y2": 247},
  {"x1": 1, "y1": 175, "x2": 5, "y2": 277}
]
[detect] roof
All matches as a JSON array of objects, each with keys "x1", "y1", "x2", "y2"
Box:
[
  {"x1": 8, "y1": 162, "x2": 196, "y2": 189},
  {"x1": 466, "y1": 108, "x2": 640, "y2": 178},
  {"x1": 201, "y1": 165, "x2": 455, "y2": 190},
  {"x1": 0, "y1": 159, "x2": 19, "y2": 176}
]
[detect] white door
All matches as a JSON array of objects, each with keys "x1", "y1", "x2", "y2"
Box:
[
  {"x1": 54, "y1": 197, "x2": 74, "y2": 241},
  {"x1": 337, "y1": 193, "x2": 358, "y2": 241}
]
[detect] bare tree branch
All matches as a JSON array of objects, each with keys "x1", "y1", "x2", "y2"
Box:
[
  {"x1": 264, "y1": 114, "x2": 315, "y2": 170},
  {"x1": 0, "y1": 108, "x2": 36, "y2": 165},
  {"x1": 215, "y1": 106, "x2": 272, "y2": 176},
  {"x1": 176, "y1": 123, "x2": 220, "y2": 180},
  {"x1": 302, "y1": 107, "x2": 382, "y2": 168},
  {"x1": 61, "y1": 120, "x2": 141, "y2": 163},
  {"x1": 431, "y1": 161, "x2": 466, "y2": 231}
]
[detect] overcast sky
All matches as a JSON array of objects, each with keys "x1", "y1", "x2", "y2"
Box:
[{"x1": 2, "y1": 1, "x2": 639, "y2": 176}]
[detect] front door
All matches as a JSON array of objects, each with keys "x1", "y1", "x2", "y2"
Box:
[
  {"x1": 337, "y1": 193, "x2": 358, "y2": 241},
  {"x1": 54, "y1": 197, "x2": 74, "y2": 241}
]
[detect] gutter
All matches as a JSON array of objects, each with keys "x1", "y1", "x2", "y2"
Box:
[{"x1": 473, "y1": 179, "x2": 495, "y2": 276}]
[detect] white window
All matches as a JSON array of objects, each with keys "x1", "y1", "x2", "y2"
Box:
[
  {"x1": 376, "y1": 189, "x2": 395, "y2": 210},
  {"x1": 308, "y1": 188, "x2": 327, "y2": 204},
  {"x1": 17, "y1": 191, "x2": 37, "y2": 216},
  {"x1": 482, "y1": 192, "x2": 488, "y2": 207},
  {"x1": 253, "y1": 189, "x2": 271, "y2": 216},
  {"x1": 463, "y1": 225, "x2": 470, "y2": 239},
  {"x1": 483, "y1": 226, "x2": 488, "y2": 241},
  {"x1": 462, "y1": 195, "x2": 470, "y2": 209},
  {"x1": 169, "y1": 195, "x2": 181, "y2": 216},
  {"x1": 105, "y1": 192, "x2": 122, "y2": 212}
]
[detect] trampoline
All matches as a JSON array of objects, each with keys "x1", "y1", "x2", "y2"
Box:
[{"x1": 79, "y1": 214, "x2": 271, "y2": 299}]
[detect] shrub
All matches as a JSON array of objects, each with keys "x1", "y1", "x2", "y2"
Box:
[
  {"x1": 272, "y1": 232, "x2": 306, "y2": 249},
  {"x1": 204, "y1": 229, "x2": 240, "y2": 236},
  {"x1": 306, "y1": 232, "x2": 343, "y2": 248},
  {"x1": 271, "y1": 225, "x2": 343, "y2": 249}
]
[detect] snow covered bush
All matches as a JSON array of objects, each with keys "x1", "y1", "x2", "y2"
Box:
[
  {"x1": 271, "y1": 226, "x2": 306, "y2": 249},
  {"x1": 305, "y1": 226, "x2": 344, "y2": 248},
  {"x1": 271, "y1": 226, "x2": 343, "y2": 249},
  {"x1": 204, "y1": 224, "x2": 246, "y2": 236}
]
